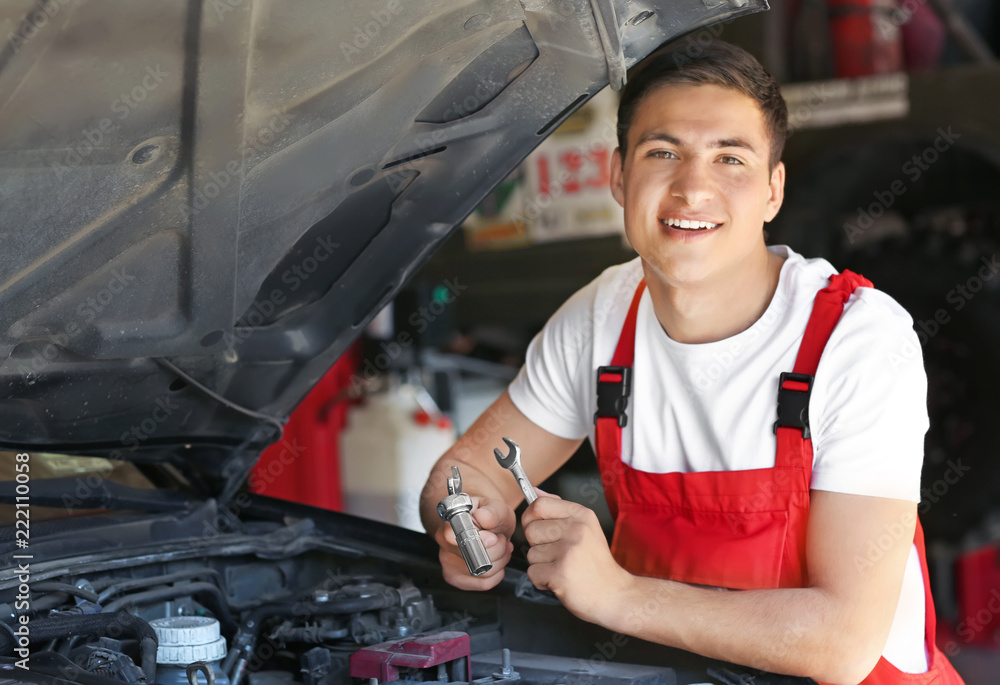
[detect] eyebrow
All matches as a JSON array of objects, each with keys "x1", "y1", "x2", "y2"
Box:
[{"x1": 635, "y1": 131, "x2": 758, "y2": 154}]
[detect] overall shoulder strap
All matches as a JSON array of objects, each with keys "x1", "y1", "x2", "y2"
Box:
[
  {"x1": 774, "y1": 269, "x2": 873, "y2": 467},
  {"x1": 594, "y1": 279, "x2": 646, "y2": 466},
  {"x1": 793, "y1": 269, "x2": 873, "y2": 376}
]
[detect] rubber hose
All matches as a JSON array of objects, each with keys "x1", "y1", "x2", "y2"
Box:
[
  {"x1": 139, "y1": 636, "x2": 157, "y2": 682},
  {"x1": 29, "y1": 650, "x2": 143, "y2": 685},
  {"x1": 0, "y1": 610, "x2": 157, "y2": 682},
  {"x1": 224, "y1": 590, "x2": 400, "y2": 675},
  {"x1": 31, "y1": 580, "x2": 97, "y2": 604},
  {"x1": 103, "y1": 582, "x2": 237, "y2": 637},
  {"x1": 97, "y1": 569, "x2": 223, "y2": 604},
  {"x1": 31, "y1": 582, "x2": 100, "y2": 604},
  {"x1": 244, "y1": 590, "x2": 399, "y2": 632},
  {"x1": 30, "y1": 591, "x2": 71, "y2": 613}
]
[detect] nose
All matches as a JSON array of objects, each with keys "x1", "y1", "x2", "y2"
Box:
[{"x1": 670, "y1": 158, "x2": 714, "y2": 206}]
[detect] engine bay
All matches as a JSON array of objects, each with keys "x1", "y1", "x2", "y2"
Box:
[{"x1": 1, "y1": 494, "x2": 749, "y2": 685}]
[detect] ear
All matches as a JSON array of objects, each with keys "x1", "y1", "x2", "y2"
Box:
[
  {"x1": 763, "y1": 160, "x2": 785, "y2": 223},
  {"x1": 610, "y1": 146, "x2": 625, "y2": 208}
]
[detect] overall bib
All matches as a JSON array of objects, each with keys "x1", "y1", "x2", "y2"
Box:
[{"x1": 592, "y1": 271, "x2": 964, "y2": 684}]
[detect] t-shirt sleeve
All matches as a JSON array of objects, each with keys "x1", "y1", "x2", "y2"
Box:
[
  {"x1": 506, "y1": 280, "x2": 596, "y2": 440},
  {"x1": 809, "y1": 288, "x2": 929, "y2": 502}
]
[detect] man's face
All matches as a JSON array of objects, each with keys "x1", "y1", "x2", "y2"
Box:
[{"x1": 610, "y1": 82, "x2": 784, "y2": 288}]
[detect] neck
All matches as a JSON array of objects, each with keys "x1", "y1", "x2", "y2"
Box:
[{"x1": 644, "y1": 247, "x2": 785, "y2": 344}]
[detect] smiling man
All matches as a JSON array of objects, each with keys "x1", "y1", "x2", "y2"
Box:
[{"x1": 420, "y1": 40, "x2": 964, "y2": 685}]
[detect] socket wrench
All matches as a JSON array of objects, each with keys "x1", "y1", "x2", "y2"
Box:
[{"x1": 437, "y1": 465, "x2": 492, "y2": 576}]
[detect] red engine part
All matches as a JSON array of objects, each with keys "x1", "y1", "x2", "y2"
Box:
[
  {"x1": 828, "y1": 0, "x2": 904, "y2": 77},
  {"x1": 954, "y1": 543, "x2": 1000, "y2": 647},
  {"x1": 349, "y1": 632, "x2": 471, "y2": 682}
]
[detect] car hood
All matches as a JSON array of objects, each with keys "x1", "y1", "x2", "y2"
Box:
[{"x1": 0, "y1": 0, "x2": 766, "y2": 487}]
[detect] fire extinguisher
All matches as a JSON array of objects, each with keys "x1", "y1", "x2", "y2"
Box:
[{"x1": 828, "y1": 0, "x2": 904, "y2": 77}]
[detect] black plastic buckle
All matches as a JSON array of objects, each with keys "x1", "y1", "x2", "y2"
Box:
[
  {"x1": 773, "y1": 372, "x2": 814, "y2": 439},
  {"x1": 594, "y1": 366, "x2": 632, "y2": 428}
]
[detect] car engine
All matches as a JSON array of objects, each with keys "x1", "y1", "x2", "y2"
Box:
[{"x1": 5, "y1": 496, "x2": 785, "y2": 685}]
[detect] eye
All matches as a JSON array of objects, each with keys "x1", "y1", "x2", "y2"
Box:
[
  {"x1": 719, "y1": 155, "x2": 744, "y2": 165},
  {"x1": 649, "y1": 150, "x2": 678, "y2": 160}
]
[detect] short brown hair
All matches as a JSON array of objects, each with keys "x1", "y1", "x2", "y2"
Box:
[{"x1": 616, "y1": 39, "x2": 788, "y2": 170}]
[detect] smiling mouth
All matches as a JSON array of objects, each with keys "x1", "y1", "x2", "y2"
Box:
[{"x1": 660, "y1": 217, "x2": 722, "y2": 231}]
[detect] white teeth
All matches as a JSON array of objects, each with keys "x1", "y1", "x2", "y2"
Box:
[{"x1": 662, "y1": 218, "x2": 719, "y2": 230}]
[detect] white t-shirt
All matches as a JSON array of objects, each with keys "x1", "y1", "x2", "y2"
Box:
[{"x1": 508, "y1": 245, "x2": 930, "y2": 673}]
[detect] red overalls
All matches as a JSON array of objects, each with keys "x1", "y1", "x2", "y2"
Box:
[{"x1": 593, "y1": 271, "x2": 964, "y2": 684}]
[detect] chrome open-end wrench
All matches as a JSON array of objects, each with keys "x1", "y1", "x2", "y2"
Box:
[
  {"x1": 493, "y1": 437, "x2": 537, "y2": 505},
  {"x1": 437, "y1": 466, "x2": 493, "y2": 576}
]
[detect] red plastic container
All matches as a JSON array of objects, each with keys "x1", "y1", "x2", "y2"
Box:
[
  {"x1": 954, "y1": 544, "x2": 1000, "y2": 647},
  {"x1": 249, "y1": 341, "x2": 362, "y2": 511},
  {"x1": 828, "y1": 0, "x2": 904, "y2": 77}
]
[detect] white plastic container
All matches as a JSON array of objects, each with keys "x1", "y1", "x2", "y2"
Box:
[
  {"x1": 149, "y1": 616, "x2": 230, "y2": 685},
  {"x1": 340, "y1": 383, "x2": 457, "y2": 531}
]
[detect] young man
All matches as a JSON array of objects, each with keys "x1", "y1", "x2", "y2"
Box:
[{"x1": 419, "y1": 40, "x2": 964, "y2": 685}]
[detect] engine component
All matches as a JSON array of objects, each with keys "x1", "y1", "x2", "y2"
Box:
[
  {"x1": 376, "y1": 594, "x2": 439, "y2": 638},
  {"x1": 270, "y1": 619, "x2": 349, "y2": 644},
  {"x1": 345, "y1": 583, "x2": 440, "y2": 645},
  {"x1": 224, "y1": 577, "x2": 440, "y2": 685},
  {"x1": 47, "y1": 600, "x2": 104, "y2": 617},
  {"x1": 471, "y1": 649, "x2": 677, "y2": 685},
  {"x1": 299, "y1": 647, "x2": 333, "y2": 685},
  {"x1": 97, "y1": 569, "x2": 224, "y2": 605},
  {"x1": 490, "y1": 649, "x2": 519, "y2": 682},
  {"x1": 186, "y1": 662, "x2": 219, "y2": 685},
  {"x1": 298, "y1": 647, "x2": 352, "y2": 685},
  {"x1": 84, "y1": 637, "x2": 147, "y2": 684},
  {"x1": 105, "y1": 582, "x2": 237, "y2": 637},
  {"x1": 0, "y1": 609, "x2": 158, "y2": 683},
  {"x1": 247, "y1": 672, "x2": 296, "y2": 685},
  {"x1": 150, "y1": 616, "x2": 230, "y2": 685},
  {"x1": 349, "y1": 631, "x2": 471, "y2": 682},
  {"x1": 32, "y1": 581, "x2": 100, "y2": 604}
]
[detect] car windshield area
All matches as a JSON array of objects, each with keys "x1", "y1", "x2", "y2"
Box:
[{"x1": 0, "y1": 453, "x2": 155, "y2": 525}]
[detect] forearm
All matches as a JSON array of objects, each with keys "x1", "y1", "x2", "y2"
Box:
[{"x1": 605, "y1": 576, "x2": 877, "y2": 685}]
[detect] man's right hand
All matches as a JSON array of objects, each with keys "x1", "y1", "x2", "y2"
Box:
[
  {"x1": 419, "y1": 390, "x2": 585, "y2": 591},
  {"x1": 434, "y1": 495, "x2": 516, "y2": 590}
]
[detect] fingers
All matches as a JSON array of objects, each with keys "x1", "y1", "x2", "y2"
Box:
[
  {"x1": 532, "y1": 486, "x2": 561, "y2": 499},
  {"x1": 440, "y1": 538, "x2": 514, "y2": 591},
  {"x1": 525, "y1": 540, "x2": 558, "y2": 565},
  {"x1": 434, "y1": 520, "x2": 457, "y2": 548},
  {"x1": 437, "y1": 493, "x2": 595, "y2": 593},
  {"x1": 434, "y1": 500, "x2": 515, "y2": 592},
  {"x1": 470, "y1": 496, "x2": 516, "y2": 540},
  {"x1": 434, "y1": 520, "x2": 495, "y2": 549},
  {"x1": 523, "y1": 517, "x2": 572, "y2": 546},
  {"x1": 434, "y1": 496, "x2": 514, "y2": 548},
  {"x1": 525, "y1": 560, "x2": 553, "y2": 593},
  {"x1": 521, "y1": 492, "x2": 577, "y2": 529},
  {"x1": 484, "y1": 533, "x2": 512, "y2": 564}
]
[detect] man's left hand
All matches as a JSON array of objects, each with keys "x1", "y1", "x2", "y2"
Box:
[{"x1": 522, "y1": 492, "x2": 633, "y2": 625}]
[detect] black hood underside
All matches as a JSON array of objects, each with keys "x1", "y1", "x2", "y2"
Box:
[{"x1": 0, "y1": 0, "x2": 767, "y2": 483}]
